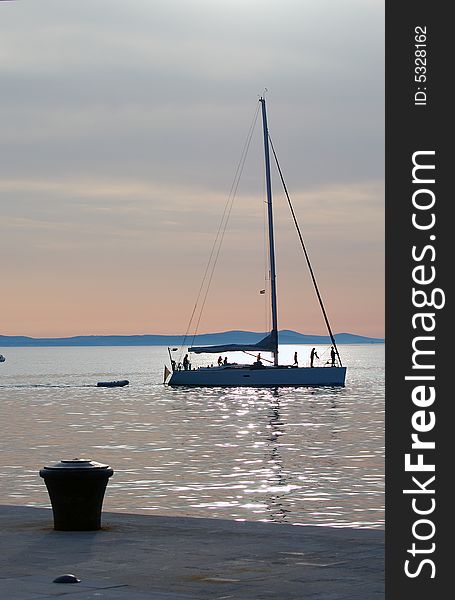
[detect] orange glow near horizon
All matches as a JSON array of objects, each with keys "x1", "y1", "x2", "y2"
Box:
[{"x1": 1, "y1": 178, "x2": 383, "y2": 340}]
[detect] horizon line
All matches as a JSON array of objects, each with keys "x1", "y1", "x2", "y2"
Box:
[{"x1": 1, "y1": 329, "x2": 384, "y2": 340}]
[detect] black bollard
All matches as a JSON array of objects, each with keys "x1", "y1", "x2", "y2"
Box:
[{"x1": 39, "y1": 458, "x2": 114, "y2": 531}]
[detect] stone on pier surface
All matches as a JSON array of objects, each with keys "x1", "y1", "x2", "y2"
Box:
[{"x1": 0, "y1": 505, "x2": 384, "y2": 600}]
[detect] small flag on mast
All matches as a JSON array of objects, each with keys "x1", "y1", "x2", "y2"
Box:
[{"x1": 260, "y1": 289, "x2": 266, "y2": 294}]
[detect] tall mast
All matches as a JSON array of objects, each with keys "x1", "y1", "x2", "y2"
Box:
[{"x1": 260, "y1": 97, "x2": 279, "y2": 366}]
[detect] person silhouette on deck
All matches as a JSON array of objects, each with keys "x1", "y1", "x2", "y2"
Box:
[
  {"x1": 217, "y1": 356, "x2": 223, "y2": 366},
  {"x1": 330, "y1": 346, "x2": 336, "y2": 367},
  {"x1": 253, "y1": 353, "x2": 263, "y2": 368},
  {"x1": 293, "y1": 352, "x2": 298, "y2": 367},
  {"x1": 183, "y1": 354, "x2": 190, "y2": 370},
  {"x1": 310, "y1": 348, "x2": 319, "y2": 368},
  {"x1": 223, "y1": 357, "x2": 228, "y2": 365}
]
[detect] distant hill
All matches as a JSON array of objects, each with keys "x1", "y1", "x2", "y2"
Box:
[{"x1": 0, "y1": 330, "x2": 383, "y2": 347}]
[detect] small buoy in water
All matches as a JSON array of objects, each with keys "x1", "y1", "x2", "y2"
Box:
[{"x1": 53, "y1": 574, "x2": 80, "y2": 584}]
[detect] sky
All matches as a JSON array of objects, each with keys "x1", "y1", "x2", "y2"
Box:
[{"x1": 0, "y1": 0, "x2": 384, "y2": 339}]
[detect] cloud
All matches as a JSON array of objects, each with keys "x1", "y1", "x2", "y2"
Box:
[{"x1": 0, "y1": 0, "x2": 384, "y2": 337}]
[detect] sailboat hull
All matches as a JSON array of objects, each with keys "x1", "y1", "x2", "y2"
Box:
[{"x1": 167, "y1": 365, "x2": 346, "y2": 387}]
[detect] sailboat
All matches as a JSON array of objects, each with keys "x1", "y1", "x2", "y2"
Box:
[{"x1": 167, "y1": 97, "x2": 346, "y2": 387}]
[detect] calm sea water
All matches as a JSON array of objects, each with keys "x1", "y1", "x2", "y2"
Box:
[{"x1": 0, "y1": 344, "x2": 384, "y2": 528}]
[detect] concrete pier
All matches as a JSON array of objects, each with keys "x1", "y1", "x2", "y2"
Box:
[{"x1": 0, "y1": 505, "x2": 384, "y2": 599}]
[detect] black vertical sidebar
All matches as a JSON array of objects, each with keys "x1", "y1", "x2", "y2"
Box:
[{"x1": 386, "y1": 2, "x2": 450, "y2": 599}]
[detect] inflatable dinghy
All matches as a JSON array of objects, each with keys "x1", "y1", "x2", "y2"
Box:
[{"x1": 96, "y1": 380, "x2": 129, "y2": 387}]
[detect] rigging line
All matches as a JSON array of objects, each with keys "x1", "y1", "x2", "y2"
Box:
[
  {"x1": 180, "y1": 189, "x2": 232, "y2": 356},
  {"x1": 243, "y1": 350, "x2": 274, "y2": 364},
  {"x1": 191, "y1": 104, "x2": 260, "y2": 347},
  {"x1": 261, "y1": 143, "x2": 270, "y2": 334},
  {"x1": 179, "y1": 103, "x2": 260, "y2": 358},
  {"x1": 179, "y1": 102, "x2": 260, "y2": 356},
  {"x1": 268, "y1": 134, "x2": 343, "y2": 368}
]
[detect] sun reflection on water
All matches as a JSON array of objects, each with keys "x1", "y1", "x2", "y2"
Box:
[{"x1": 0, "y1": 345, "x2": 384, "y2": 528}]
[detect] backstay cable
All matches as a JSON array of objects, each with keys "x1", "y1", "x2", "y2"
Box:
[{"x1": 268, "y1": 134, "x2": 343, "y2": 367}]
